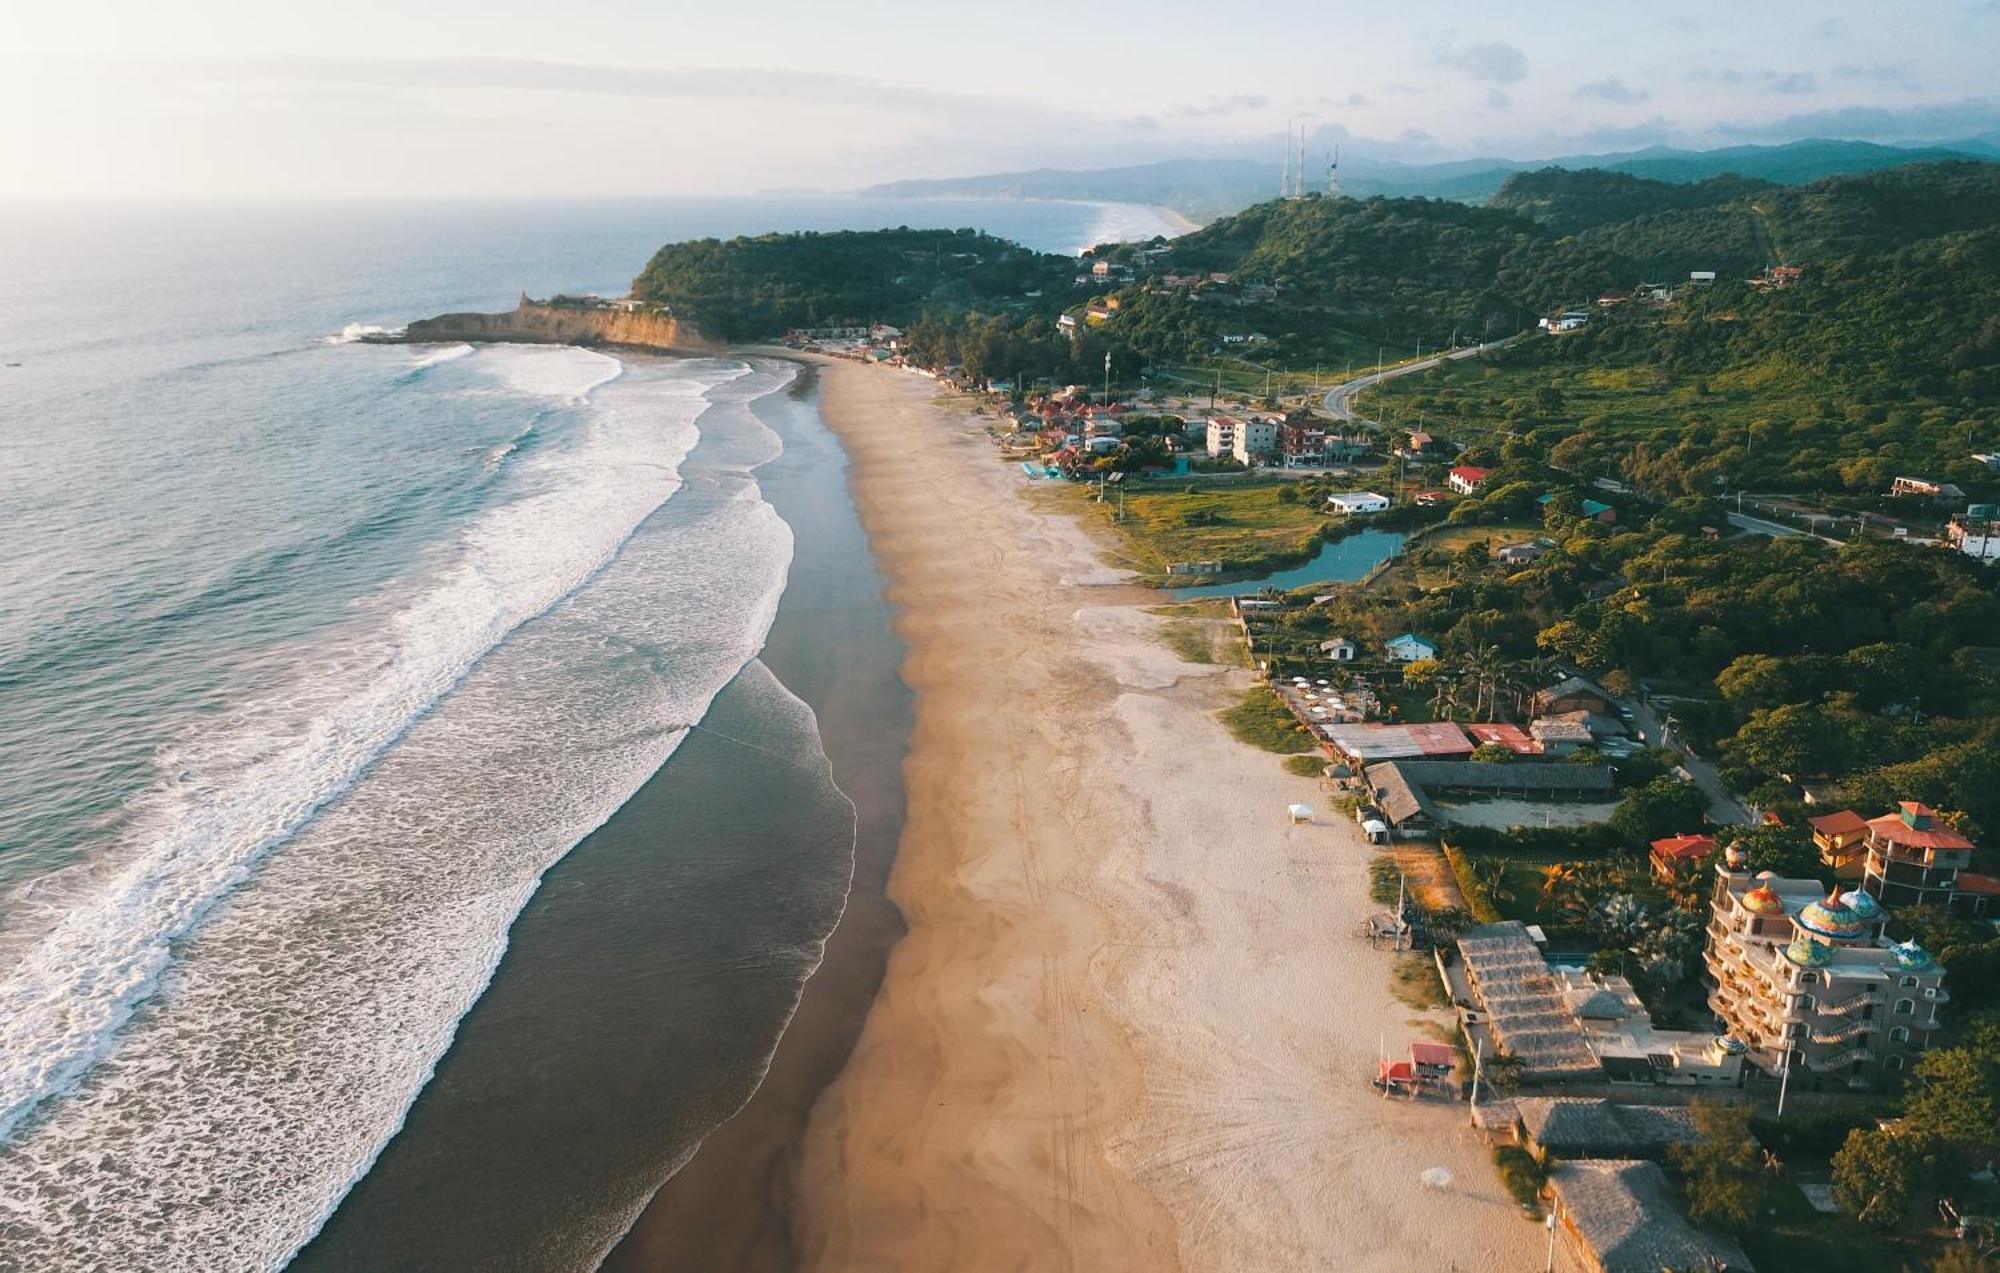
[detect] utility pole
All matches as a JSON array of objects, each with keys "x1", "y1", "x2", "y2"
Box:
[
  {"x1": 1777, "y1": 1048, "x2": 1792, "y2": 1119},
  {"x1": 1544, "y1": 1205, "x2": 1558, "y2": 1273},
  {"x1": 1103, "y1": 349, "x2": 1112, "y2": 406}
]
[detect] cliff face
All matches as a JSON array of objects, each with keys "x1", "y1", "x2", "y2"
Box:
[{"x1": 397, "y1": 301, "x2": 713, "y2": 353}]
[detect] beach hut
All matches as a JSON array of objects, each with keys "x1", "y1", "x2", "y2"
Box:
[{"x1": 1288, "y1": 804, "x2": 1315, "y2": 824}]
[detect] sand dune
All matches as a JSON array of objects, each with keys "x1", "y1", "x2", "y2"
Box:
[{"x1": 798, "y1": 358, "x2": 1547, "y2": 1271}]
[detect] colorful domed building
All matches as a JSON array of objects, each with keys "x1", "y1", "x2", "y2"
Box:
[{"x1": 1706, "y1": 848, "x2": 1946, "y2": 1091}]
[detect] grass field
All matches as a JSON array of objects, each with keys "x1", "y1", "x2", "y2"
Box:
[
  {"x1": 1454, "y1": 847, "x2": 1572, "y2": 926},
  {"x1": 1061, "y1": 478, "x2": 1331, "y2": 579},
  {"x1": 1219, "y1": 685, "x2": 1318, "y2": 755},
  {"x1": 1372, "y1": 520, "x2": 1542, "y2": 590}
]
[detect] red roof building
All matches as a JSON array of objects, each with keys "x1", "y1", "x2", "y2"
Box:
[
  {"x1": 1448, "y1": 465, "x2": 1495, "y2": 495},
  {"x1": 1860, "y1": 801, "x2": 1984, "y2": 914},
  {"x1": 1467, "y1": 723, "x2": 1538, "y2": 755},
  {"x1": 1649, "y1": 833, "x2": 1717, "y2": 879}
]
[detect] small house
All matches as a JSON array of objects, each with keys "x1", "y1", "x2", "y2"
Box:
[
  {"x1": 1809, "y1": 809, "x2": 1871, "y2": 879},
  {"x1": 1533, "y1": 676, "x2": 1616, "y2": 718},
  {"x1": 1497, "y1": 541, "x2": 1547, "y2": 566},
  {"x1": 1446, "y1": 465, "x2": 1493, "y2": 495},
  {"x1": 1529, "y1": 716, "x2": 1594, "y2": 756},
  {"x1": 1326, "y1": 491, "x2": 1390, "y2": 515},
  {"x1": 1319, "y1": 637, "x2": 1357, "y2": 662},
  {"x1": 1384, "y1": 633, "x2": 1438, "y2": 662},
  {"x1": 1649, "y1": 833, "x2": 1716, "y2": 879}
]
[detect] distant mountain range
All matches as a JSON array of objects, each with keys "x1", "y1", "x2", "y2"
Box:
[{"x1": 859, "y1": 138, "x2": 2000, "y2": 222}]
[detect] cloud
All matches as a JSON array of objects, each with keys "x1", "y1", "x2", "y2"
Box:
[
  {"x1": 1576, "y1": 77, "x2": 1648, "y2": 104},
  {"x1": 1434, "y1": 39, "x2": 1529, "y2": 85},
  {"x1": 1815, "y1": 17, "x2": 1847, "y2": 38},
  {"x1": 1686, "y1": 67, "x2": 1818, "y2": 94},
  {"x1": 1831, "y1": 63, "x2": 1914, "y2": 85},
  {"x1": 1170, "y1": 93, "x2": 1269, "y2": 118},
  {"x1": 1486, "y1": 88, "x2": 1512, "y2": 110},
  {"x1": 1568, "y1": 117, "x2": 1681, "y2": 150},
  {"x1": 1311, "y1": 92, "x2": 1370, "y2": 109},
  {"x1": 1711, "y1": 96, "x2": 2000, "y2": 143}
]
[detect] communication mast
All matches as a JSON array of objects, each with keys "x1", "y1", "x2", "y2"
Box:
[{"x1": 1328, "y1": 143, "x2": 1341, "y2": 199}]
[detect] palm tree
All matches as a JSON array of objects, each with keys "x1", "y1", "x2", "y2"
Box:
[{"x1": 1471, "y1": 857, "x2": 1513, "y2": 905}]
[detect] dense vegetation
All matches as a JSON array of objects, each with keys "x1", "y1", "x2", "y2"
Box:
[
  {"x1": 1364, "y1": 163, "x2": 2000, "y2": 494},
  {"x1": 630, "y1": 227, "x2": 1081, "y2": 341},
  {"x1": 1490, "y1": 168, "x2": 1774, "y2": 235}
]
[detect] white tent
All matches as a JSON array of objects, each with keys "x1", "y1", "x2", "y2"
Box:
[{"x1": 1288, "y1": 804, "x2": 1314, "y2": 823}]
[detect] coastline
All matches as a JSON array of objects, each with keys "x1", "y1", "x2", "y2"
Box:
[{"x1": 778, "y1": 359, "x2": 1543, "y2": 1269}]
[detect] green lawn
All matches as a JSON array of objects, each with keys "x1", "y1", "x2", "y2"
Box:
[
  {"x1": 1080, "y1": 479, "x2": 1330, "y2": 579},
  {"x1": 1456, "y1": 847, "x2": 1572, "y2": 926}
]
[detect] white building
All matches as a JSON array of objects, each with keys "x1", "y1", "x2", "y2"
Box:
[
  {"x1": 1948, "y1": 507, "x2": 2000, "y2": 561},
  {"x1": 1233, "y1": 416, "x2": 1278, "y2": 463},
  {"x1": 1325, "y1": 491, "x2": 1389, "y2": 515},
  {"x1": 1204, "y1": 415, "x2": 1239, "y2": 458}
]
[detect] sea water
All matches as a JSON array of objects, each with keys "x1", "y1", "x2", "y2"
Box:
[{"x1": 0, "y1": 196, "x2": 1182, "y2": 1269}]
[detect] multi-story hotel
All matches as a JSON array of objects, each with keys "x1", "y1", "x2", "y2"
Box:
[{"x1": 1705, "y1": 843, "x2": 1946, "y2": 1089}]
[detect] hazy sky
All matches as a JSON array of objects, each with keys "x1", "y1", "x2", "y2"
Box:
[{"x1": 4, "y1": 0, "x2": 1995, "y2": 201}]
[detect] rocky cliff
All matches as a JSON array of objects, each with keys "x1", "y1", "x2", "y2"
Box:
[{"x1": 393, "y1": 300, "x2": 713, "y2": 353}]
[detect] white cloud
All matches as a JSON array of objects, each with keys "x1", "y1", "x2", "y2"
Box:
[{"x1": 1434, "y1": 39, "x2": 1529, "y2": 86}]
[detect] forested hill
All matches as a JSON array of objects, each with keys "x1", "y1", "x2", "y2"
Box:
[
  {"x1": 625, "y1": 162, "x2": 2000, "y2": 402},
  {"x1": 629, "y1": 227, "x2": 1080, "y2": 341},
  {"x1": 1490, "y1": 169, "x2": 1775, "y2": 235}
]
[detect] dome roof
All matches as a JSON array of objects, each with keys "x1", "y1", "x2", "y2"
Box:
[
  {"x1": 1741, "y1": 885, "x2": 1786, "y2": 915},
  {"x1": 1839, "y1": 889, "x2": 1884, "y2": 921},
  {"x1": 1796, "y1": 890, "x2": 1865, "y2": 939},
  {"x1": 1785, "y1": 931, "x2": 1834, "y2": 968},
  {"x1": 1891, "y1": 940, "x2": 1936, "y2": 972}
]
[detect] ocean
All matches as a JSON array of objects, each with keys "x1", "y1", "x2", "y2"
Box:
[{"x1": 0, "y1": 196, "x2": 1185, "y2": 1269}]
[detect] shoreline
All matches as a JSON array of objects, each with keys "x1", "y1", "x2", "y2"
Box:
[{"x1": 613, "y1": 352, "x2": 1545, "y2": 1271}]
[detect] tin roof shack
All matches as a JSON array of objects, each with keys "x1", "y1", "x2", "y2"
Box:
[
  {"x1": 1322, "y1": 721, "x2": 1474, "y2": 768},
  {"x1": 1512, "y1": 1099, "x2": 1700, "y2": 1163},
  {"x1": 1548, "y1": 1160, "x2": 1755, "y2": 1273}
]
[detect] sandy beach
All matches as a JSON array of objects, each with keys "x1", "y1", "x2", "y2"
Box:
[{"x1": 789, "y1": 357, "x2": 1546, "y2": 1271}]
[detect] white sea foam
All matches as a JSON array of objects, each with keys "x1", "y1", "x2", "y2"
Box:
[
  {"x1": 325, "y1": 321, "x2": 401, "y2": 344},
  {"x1": 406, "y1": 342, "x2": 476, "y2": 372},
  {"x1": 0, "y1": 353, "x2": 801, "y2": 1269}
]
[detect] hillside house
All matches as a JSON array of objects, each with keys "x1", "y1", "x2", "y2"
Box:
[
  {"x1": 1319, "y1": 637, "x2": 1357, "y2": 661},
  {"x1": 1532, "y1": 676, "x2": 1616, "y2": 719},
  {"x1": 1384, "y1": 633, "x2": 1438, "y2": 662},
  {"x1": 1890, "y1": 476, "x2": 1966, "y2": 503},
  {"x1": 1497, "y1": 541, "x2": 1548, "y2": 566},
  {"x1": 1397, "y1": 430, "x2": 1447, "y2": 460},
  {"x1": 1446, "y1": 465, "x2": 1493, "y2": 495},
  {"x1": 1947, "y1": 506, "x2": 2000, "y2": 561}
]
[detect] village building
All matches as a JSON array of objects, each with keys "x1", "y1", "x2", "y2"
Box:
[
  {"x1": 1947, "y1": 504, "x2": 2000, "y2": 561},
  {"x1": 1538, "y1": 492, "x2": 1617, "y2": 523},
  {"x1": 1528, "y1": 716, "x2": 1594, "y2": 756},
  {"x1": 1705, "y1": 847, "x2": 1946, "y2": 1088},
  {"x1": 1318, "y1": 637, "x2": 1357, "y2": 661},
  {"x1": 1511, "y1": 1099, "x2": 1701, "y2": 1164},
  {"x1": 1852, "y1": 801, "x2": 2000, "y2": 916},
  {"x1": 1546, "y1": 1160, "x2": 1755, "y2": 1273},
  {"x1": 1325, "y1": 491, "x2": 1390, "y2": 515},
  {"x1": 1320, "y1": 721, "x2": 1473, "y2": 768},
  {"x1": 1532, "y1": 675, "x2": 1617, "y2": 718},
  {"x1": 1809, "y1": 809, "x2": 1872, "y2": 879},
  {"x1": 1557, "y1": 969, "x2": 1747, "y2": 1087},
  {"x1": 1649, "y1": 833, "x2": 1716, "y2": 880},
  {"x1": 1446, "y1": 465, "x2": 1494, "y2": 495},
  {"x1": 1396, "y1": 430, "x2": 1447, "y2": 460},
  {"x1": 1466, "y1": 722, "x2": 1538, "y2": 755},
  {"x1": 1383, "y1": 632, "x2": 1438, "y2": 662},
  {"x1": 1455, "y1": 922, "x2": 1603, "y2": 1082},
  {"x1": 1890, "y1": 475, "x2": 1967, "y2": 503},
  {"x1": 1497, "y1": 540, "x2": 1548, "y2": 566},
  {"x1": 1361, "y1": 760, "x2": 1616, "y2": 836}
]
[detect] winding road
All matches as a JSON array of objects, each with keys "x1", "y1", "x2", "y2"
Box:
[{"x1": 1321, "y1": 337, "x2": 1522, "y2": 426}]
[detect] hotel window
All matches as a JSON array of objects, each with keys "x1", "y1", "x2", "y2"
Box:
[
  {"x1": 1798, "y1": 972, "x2": 1819, "y2": 987},
  {"x1": 1888, "y1": 1055, "x2": 1906, "y2": 1072},
  {"x1": 1794, "y1": 994, "x2": 1816, "y2": 1011},
  {"x1": 1900, "y1": 975, "x2": 1919, "y2": 988},
  {"x1": 1895, "y1": 998, "x2": 1915, "y2": 1015},
  {"x1": 1891, "y1": 1027, "x2": 1910, "y2": 1043}
]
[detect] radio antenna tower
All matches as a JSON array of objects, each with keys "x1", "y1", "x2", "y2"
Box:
[
  {"x1": 1281, "y1": 125, "x2": 1292, "y2": 199},
  {"x1": 1328, "y1": 143, "x2": 1341, "y2": 199}
]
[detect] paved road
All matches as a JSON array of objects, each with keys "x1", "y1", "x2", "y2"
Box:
[
  {"x1": 1724, "y1": 508, "x2": 1843, "y2": 546},
  {"x1": 1624, "y1": 696, "x2": 1756, "y2": 827},
  {"x1": 1322, "y1": 337, "x2": 1521, "y2": 426}
]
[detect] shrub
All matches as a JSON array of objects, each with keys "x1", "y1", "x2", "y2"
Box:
[
  {"x1": 1492, "y1": 1145, "x2": 1547, "y2": 1211},
  {"x1": 1442, "y1": 842, "x2": 1504, "y2": 924}
]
